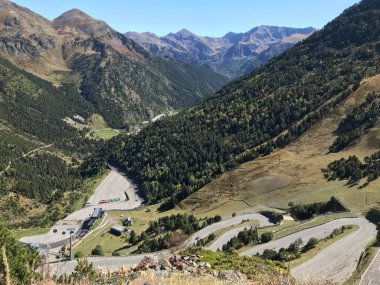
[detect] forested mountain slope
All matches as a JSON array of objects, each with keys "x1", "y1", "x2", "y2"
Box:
[
  {"x1": 0, "y1": 1, "x2": 227, "y2": 128},
  {"x1": 0, "y1": 55, "x2": 98, "y2": 210},
  {"x1": 97, "y1": 0, "x2": 380, "y2": 209},
  {"x1": 183, "y1": 73, "x2": 380, "y2": 214}
]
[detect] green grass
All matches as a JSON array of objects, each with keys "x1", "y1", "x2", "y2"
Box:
[
  {"x1": 205, "y1": 220, "x2": 260, "y2": 247},
  {"x1": 289, "y1": 225, "x2": 359, "y2": 268},
  {"x1": 12, "y1": 227, "x2": 49, "y2": 240},
  {"x1": 73, "y1": 223, "x2": 129, "y2": 257},
  {"x1": 93, "y1": 129, "x2": 119, "y2": 140},
  {"x1": 230, "y1": 213, "x2": 357, "y2": 253},
  {"x1": 85, "y1": 114, "x2": 120, "y2": 140},
  {"x1": 74, "y1": 204, "x2": 185, "y2": 257},
  {"x1": 274, "y1": 212, "x2": 358, "y2": 239},
  {"x1": 91, "y1": 215, "x2": 105, "y2": 230},
  {"x1": 107, "y1": 204, "x2": 186, "y2": 235},
  {"x1": 182, "y1": 249, "x2": 289, "y2": 282}
]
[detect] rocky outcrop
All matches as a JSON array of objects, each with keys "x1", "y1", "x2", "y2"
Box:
[{"x1": 130, "y1": 254, "x2": 248, "y2": 283}]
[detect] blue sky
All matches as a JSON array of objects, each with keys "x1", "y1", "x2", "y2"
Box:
[{"x1": 13, "y1": 0, "x2": 359, "y2": 37}]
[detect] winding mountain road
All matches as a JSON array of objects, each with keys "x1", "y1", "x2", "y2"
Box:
[
  {"x1": 239, "y1": 218, "x2": 376, "y2": 284},
  {"x1": 188, "y1": 213, "x2": 273, "y2": 246},
  {"x1": 360, "y1": 250, "x2": 380, "y2": 285},
  {"x1": 52, "y1": 213, "x2": 274, "y2": 275},
  {"x1": 47, "y1": 214, "x2": 376, "y2": 284},
  {"x1": 208, "y1": 215, "x2": 273, "y2": 251}
]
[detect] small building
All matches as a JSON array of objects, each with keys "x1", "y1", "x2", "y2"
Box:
[
  {"x1": 90, "y1": 208, "x2": 103, "y2": 220},
  {"x1": 122, "y1": 217, "x2": 132, "y2": 226},
  {"x1": 110, "y1": 226, "x2": 124, "y2": 236}
]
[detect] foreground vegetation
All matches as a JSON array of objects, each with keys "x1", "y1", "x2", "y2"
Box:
[
  {"x1": 182, "y1": 248, "x2": 289, "y2": 282},
  {"x1": 0, "y1": 222, "x2": 40, "y2": 284}
]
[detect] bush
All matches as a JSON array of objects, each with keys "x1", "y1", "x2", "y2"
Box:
[
  {"x1": 303, "y1": 238, "x2": 319, "y2": 252},
  {"x1": 261, "y1": 232, "x2": 274, "y2": 243},
  {"x1": 74, "y1": 251, "x2": 84, "y2": 258},
  {"x1": 207, "y1": 233, "x2": 216, "y2": 243},
  {"x1": 262, "y1": 249, "x2": 277, "y2": 260},
  {"x1": 91, "y1": 245, "x2": 104, "y2": 256},
  {"x1": 260, "y1": 211, "x2": 283, "y2": 224}
]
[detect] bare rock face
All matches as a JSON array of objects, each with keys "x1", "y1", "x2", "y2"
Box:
[{"x1": 218, "y1": 270, "x2": 248, "y2": 282}]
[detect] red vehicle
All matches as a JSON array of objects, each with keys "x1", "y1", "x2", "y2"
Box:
[{"x1": 99, "y1": 200, "x2": 108, "y2": 204}]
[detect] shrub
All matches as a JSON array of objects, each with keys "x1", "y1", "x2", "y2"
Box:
[
  {"x1": 261, "y1": 232, "x2": 274, "y2": 243},
  {"x1": 303, "y1": 238, "x2": 319, "y2": 252},
  {"x1": 74, "y1": 251, "x2": 84, "y2": 258},
  {"x1": 91, "y1": 245, "x2": 104, "y2": 256}
]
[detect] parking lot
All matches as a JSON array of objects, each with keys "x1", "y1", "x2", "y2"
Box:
[
  {"x1": 86, "y1": 166, "x2": 141, "y2": 206},
  {"x1": 20, "y1": 166, "x2": 144, "y2": 250}
]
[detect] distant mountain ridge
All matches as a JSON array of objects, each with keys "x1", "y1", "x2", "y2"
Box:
[
  {"x1": 0, "y1": 1, "x2": 227, "y2": 128},
  {"x1": 126, "y1": 26, "x2": 316, "y2": 78}
]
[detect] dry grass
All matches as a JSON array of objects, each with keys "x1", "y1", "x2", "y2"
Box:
[
  {"x1": 34, "y1": 274, "x2": 337, "y2": 285},
  {"x1": 129, "y1": 272, "x2": 230, "y2": 285},
  {"x1": 182, "y1": 74, "x2": 380, "y2": 216}
]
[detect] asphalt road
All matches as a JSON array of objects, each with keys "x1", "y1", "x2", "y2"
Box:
[
  {"x1": 45, "y1": 215, "x2": 376, "y2": 283},
  {"x1": 52, "y1": 214, "x2": 273, "y2": 275},
  {"x1": 360, "y1": 250, "x2": 380, "y2": 285},
  {"x1": 239, "y1": 218, "x2": 376, "y2": 284},
  {"x1": 50, "y1": 251, "x2": 170, "y2": 276},
  {"x1": 188, "y1": 213, "x2": 274, "y2": 247},
  {"x1": 208, "y1": 215, "x2": 273, "y2": 251},
  {"x1": 20, "y1": 167, "x2": 143, "y2": 248}
]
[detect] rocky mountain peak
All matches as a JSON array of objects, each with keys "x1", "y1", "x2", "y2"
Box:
[
  {"x1": 53, "y1": 8, "x2": 112, "y2": 36},
  {"x1": 127, "y1": 26, "x2": 316, "y2": 78},
  {"x1": 168, "y1": 28, "x2": 198, "y2": 40}
]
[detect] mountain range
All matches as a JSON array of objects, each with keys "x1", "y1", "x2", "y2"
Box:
[
  {"x1": 0, "y1": 1, "x2": 227, "y2": 128},
  {"x1": 126, "y1": 26, "x2": 316, "y2": 78}
]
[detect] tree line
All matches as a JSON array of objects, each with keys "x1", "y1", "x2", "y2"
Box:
[
  {"x1": 127, "y1": 213, "x2": 222, "y2": 253},
  {"x1": 322, "y1": 151, "x2": 380, "y2": 185},
  {"x1": 289, "y1": 197, "x2": 346, "y2": 220}
]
